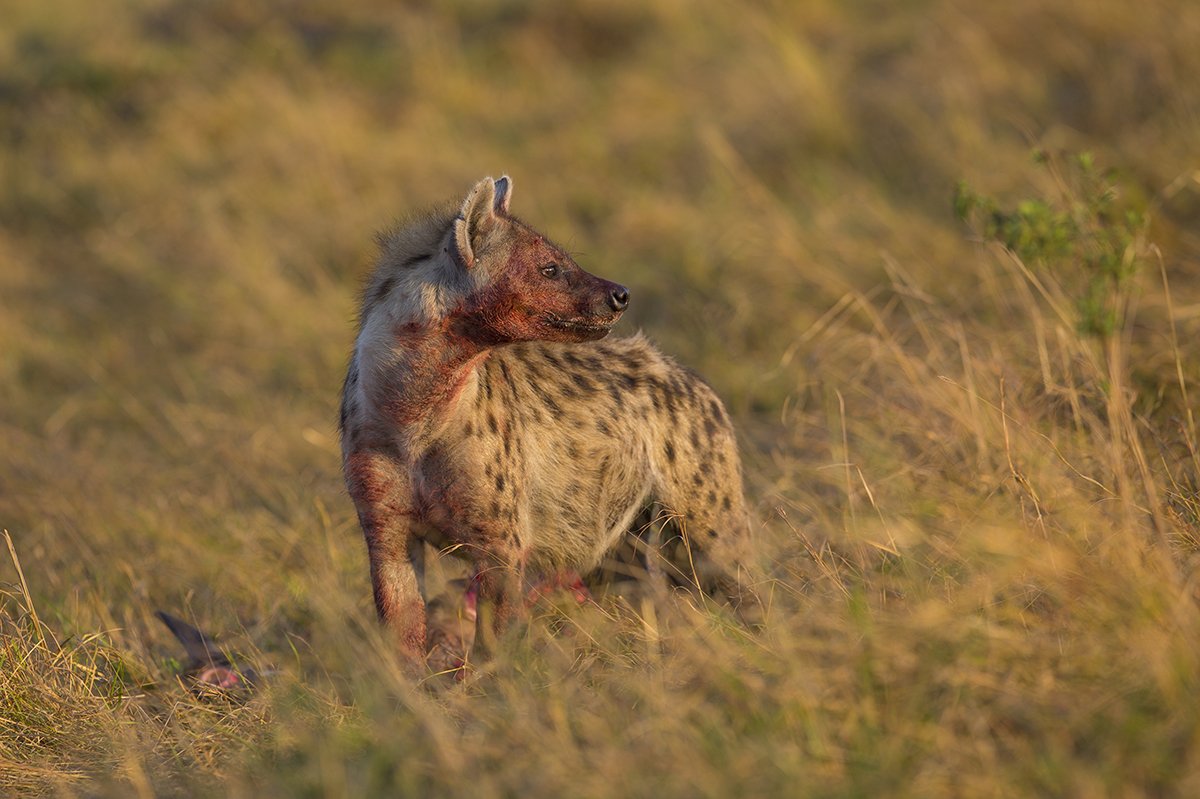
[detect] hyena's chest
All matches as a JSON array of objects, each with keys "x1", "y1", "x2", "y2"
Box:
[
  {"x1": 406, "y1": 417, "x2": 641, "y2": 568},
  {"x1": 409, "y1": 425, "x2": 527, "y2": 551},
  {"x1": 523, "y1": 437, "x2": 654, "y2": 570}
]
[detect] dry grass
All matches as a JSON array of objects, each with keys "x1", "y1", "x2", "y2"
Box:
[{"x1": 3, "y1": 0, "x2": 1200, "y2": 795}]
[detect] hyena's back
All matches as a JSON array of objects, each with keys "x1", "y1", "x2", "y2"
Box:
[{"x1": 461, "y1": 333, "x2": 748, "y2": 577}]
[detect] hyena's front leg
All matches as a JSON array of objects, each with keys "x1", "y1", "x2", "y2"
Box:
[
  {"x1": 470, "y1": 547, "x2": 526, "y2": 658},
  {"x1": 345, "y1": 451, "x2": 427, "y2": 666}
]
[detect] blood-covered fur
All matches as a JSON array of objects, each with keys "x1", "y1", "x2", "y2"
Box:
[{"x1": 340, "y1": 176, "x2": 756, "y2": 669}]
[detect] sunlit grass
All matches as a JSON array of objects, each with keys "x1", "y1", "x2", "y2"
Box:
[{"x1": 2, "y1": 0, "x2": 1200, "y2": 795}]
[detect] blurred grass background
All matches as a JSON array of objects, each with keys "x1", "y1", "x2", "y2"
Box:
[{"x1": 3, "y1": 0, "x2": 1200, "y2": 795}]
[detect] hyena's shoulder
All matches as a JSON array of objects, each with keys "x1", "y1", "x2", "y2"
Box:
[
  {"x1": 592, "y1": 333, "x2": 727, "y2": 409},
  {"x1": 516, "y1": 333, "x2": 680, "y2": 378},
  {"x1": 494, "y1": 333, "x2": 731, "y2": 432},
  {"x1": 492, "y1": 333, "x2": 670, "y2": 402}
]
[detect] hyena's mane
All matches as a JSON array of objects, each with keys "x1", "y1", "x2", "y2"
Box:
[{"x1": 359, "y1": 203, "x2": 466, "y2": 327}]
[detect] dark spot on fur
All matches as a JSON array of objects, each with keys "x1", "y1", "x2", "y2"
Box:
[
  {"x1": 662, "y1": 389, "x2": 677, "y2": 415},
  {"x1": 485, "y1": 463, "x2": 493, "y2": 478},
  {"x1": 648, "y1": 379, "x2": 677, "y2": 420},
  {"x1": 571, "y1": 372, "x2": 593, "y2": 392},
  {"x1": 597, "y1": 418, "x2": 611, "y2": 435},
  {"x1": 704, "y1": 418, "x2": 718, "y2": 437},
  {"x1": 372, "y1": 275, "x2": 396, "y2": 304},
  {"x1": 619, "y1": 373, "x2": 639, "y2": 391},
  {"x1": 464, "y1": 421, "x2": 474, "y2": 436},
  {"x1": 707, "y1": 489, "x2": 717, "y2": 504},
  {"x1": 531, "y1": 383, "x2": 561, "y2": 415},
  {"x1": 664, "y1": 441, "x2": 676, "y2": 463},
  {"x1": 707, "y1": 528, "x2": 718, "y2": 539},
  {"x1": 722, "y1": 496, "x2": 732, "y2": 511},
  {"x1": 496, "y1": 474, "x2": 505, "y2": 492},
  {"x1": 488, "y1": 413, "x2": 499, "y2": 435},
  {"x1": 491, "y1": 500, "x2": 502, "y2": 517},
  {"x1": 693, "y1": 473, "x2": 703, "y2": 487},
  {"x1": 700, "y1": 461, "x2": 713, "y2": 476},
  {"x1": 690, "y1": 427, "x2": 701, "y2": 449},
  {"x1": 499, "y1": 359, "x2": 512, "y2": 384},
  {"x1": 567, "y1": 441, "x2": 582, "y2": 459},
  {"x1": 544, "y1": 351, "x2": 562, "y2": 369}
]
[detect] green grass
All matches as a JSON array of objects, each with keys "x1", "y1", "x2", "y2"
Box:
[{"x1": 3, "y1": 0, "x2": 1200, "y2": 795}]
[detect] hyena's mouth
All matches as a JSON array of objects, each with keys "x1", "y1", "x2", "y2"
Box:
[{"x1": 544, "y1": 315, "x2": 618, "y2": 337}]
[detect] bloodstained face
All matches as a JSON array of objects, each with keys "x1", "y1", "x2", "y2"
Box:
[{"x1": 453, "y1": 222, "x2": 629, "y2": 345}]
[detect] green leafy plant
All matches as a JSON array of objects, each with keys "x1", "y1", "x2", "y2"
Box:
[{"x1": 955, "y1": 151, "x2": 1150, "y2": 339}]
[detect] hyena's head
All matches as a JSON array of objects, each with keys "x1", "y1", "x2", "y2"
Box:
[{"x1": 448, "y1": 176, "x2": 629, "y2": 344}]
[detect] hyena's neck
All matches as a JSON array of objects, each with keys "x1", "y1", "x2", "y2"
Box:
[{"x1": 359, "y1": 316, "x2": 490, "y2": 451}]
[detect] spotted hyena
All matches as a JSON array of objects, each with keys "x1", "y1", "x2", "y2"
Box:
[{"x1": 340, "y1": 176, "x2": 756, "y2": 668}]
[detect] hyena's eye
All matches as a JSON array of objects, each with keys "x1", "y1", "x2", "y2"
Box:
[{"x1": 540, "y1": 263, "x2": 560, "y2": 278}]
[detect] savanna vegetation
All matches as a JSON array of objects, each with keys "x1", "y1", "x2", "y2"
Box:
[{"x1": 3, "y1": 0, "x2": 1200, "y2": 795}]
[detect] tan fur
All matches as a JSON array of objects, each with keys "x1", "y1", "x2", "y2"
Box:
[{"x1": 340, "y1": 177, "x2": 755, "y2": 669}]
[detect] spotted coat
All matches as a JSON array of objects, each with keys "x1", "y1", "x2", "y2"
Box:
[{"x1": 340, "y1": 177, "x2": 753, "y2": 667}]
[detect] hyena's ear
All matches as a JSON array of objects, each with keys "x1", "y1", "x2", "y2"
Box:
[
  {"x1": 453, "y1": 175, "x2": 512, "y2": 268},
  {"x1": 492, "y1": 175, "x2": 512, "y2": 215}
]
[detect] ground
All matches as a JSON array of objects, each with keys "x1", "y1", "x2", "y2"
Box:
[{"x1": 3, "y1": 1, "x2": 1200, "y2": 795}]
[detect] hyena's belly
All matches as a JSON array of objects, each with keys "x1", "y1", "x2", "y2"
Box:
[{"x1": 525, "y1": 448, "x2": 653, "y2": 574}]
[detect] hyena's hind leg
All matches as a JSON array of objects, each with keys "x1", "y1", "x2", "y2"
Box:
[
  {"x1": 651, "y1": 386, "x2": 763, "y2": 623},
  {"x1": 650, "y1": 493, "x2": 760, "y2": 621}
]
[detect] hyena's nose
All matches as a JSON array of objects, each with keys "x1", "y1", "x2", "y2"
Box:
[{"x1": 608, "y1": 286, "x2": 630, "y2": 313}]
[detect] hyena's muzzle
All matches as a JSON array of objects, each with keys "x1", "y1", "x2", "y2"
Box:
[{"x1": 541, "y1": 269, "x2": 629, "y2": 342}]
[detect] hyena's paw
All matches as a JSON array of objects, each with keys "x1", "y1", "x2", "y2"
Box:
[
  {"x1": 425, "y1": 642, "x2": 469, "y2": 680},
  {"x1": 524, "y1": 570, "x2": 592, "y2": 608},
  {"x1": 424, "y1": 579, "x2": 478, "y2": 678}
]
